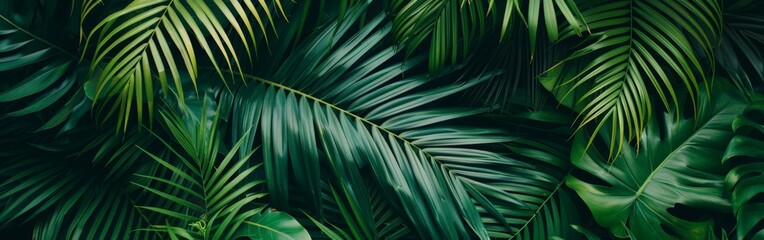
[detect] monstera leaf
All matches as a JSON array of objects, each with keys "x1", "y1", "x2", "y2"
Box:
[
  {"x1": 724, "y1": 99, "x2": 764, "y2": 239},
  {"x1": 566, "y1": 83, "x2": 747, "y2": 239}
]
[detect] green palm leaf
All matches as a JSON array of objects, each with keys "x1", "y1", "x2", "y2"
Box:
[
  {"x1": 134, "y1": 96, "x2": 308, "y2": 239},
  {"x1": 390, "y1": 0, "x2": 586, "y2": 73},
  {"x1": 0, "y1": 1, "x2": 86, "y2": 133},
  {"x1": 227, "y1": 5, "x2": 571, "y2": 238},
  {"x1": 716, "y1": 1, "x2": 764, "y2": 94},
  {"x1": 83, "y1": 0, "x2": 285, "y2": 130},
  {"x1": 306, "y1": 179, "x2": 414, "y2": 240},
  {"x1": 0, "y1": 127, "x2": 155, "y2": 239},
  {"x1": 545, "y1": 0, "x2": 722, "y2": 156},
  {"x1": 390, "y1": 0, "x2": 488, "y2": 73},
  {"x1": 513, "y1": 190, "x2": 582, "y2": 240},
  {"x1": 566, "y1": 82, "x2": 745, "y2": 239},
  {"x1": 723, "y1": 99, "x2": 764, "y2": 239},
  {"x1": 77, "y1": 0, "x2": 104, "y2": 41}
]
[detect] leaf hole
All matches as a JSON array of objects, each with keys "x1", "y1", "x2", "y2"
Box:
[
  {"x1": 659, "y1": 223, "x2": 680, "y2": 238},
  {"x1": 570, "y1": 168, "x2": 612, "y2": 188},
  {"x1": 667, "y1": 203, "x2": 710, "y2": 222}
]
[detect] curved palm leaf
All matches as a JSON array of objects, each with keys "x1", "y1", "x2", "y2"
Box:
[
  {"x1": 0, "y1": 1, "x2": 88, "y2": 134},
  {"x1": 545, "y1": 0, "x2": 722, "y2": 156},
  {"x1": 306, "y1": 178, "x2": 414, "y2": 240},
  {"x1": 77, "y1": 0, "x2": 103, "y2": 41},
  {"x1": 308, "y1": 111, "x2": 584, "y2": 240},
  {"x1": 390, "y1": 0, "x2": 488, "y2": 73},
  {"x1": 463, "y1": 35, "x2": 569, "y2": 114},
  {"x1": 134, "y1": 96, "x2": 309, "y2": 239},
  {"x1": 83, "y1": 0, "x2": 286, "y2": 130},
  {"x1": 716, "y1": 1, "x2": 764, "y2": 94},
  {"x1": 723, "y1": 99, "x2": 764, "y2": 239},
  {"x1": 513, "y1": 190, "x2": 582, "y2": 240},
  {"x1": 227, "y1": 5, "x2": 572, "y2": 238},
  {"x1": 0, "y1": 127, "x2": 155, "y2": 239},
  {"x1": 566, "y1": 82, "x2": 745, "y2": 239},
  {"x1": 390, "y1": 0, "x2": 586, "y2": 73}
]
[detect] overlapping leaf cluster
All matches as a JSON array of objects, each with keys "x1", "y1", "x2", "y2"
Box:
[{"x1": 1, "y1": 0, "x2": 763, "y2": 239}]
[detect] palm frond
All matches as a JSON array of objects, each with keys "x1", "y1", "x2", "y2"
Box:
[
  {"x1": 226, "y1": 5, "x2": 571, "y2": 239},
  {"x1": 0, "y1": 126, "x2": 155, "y2": 239},
  {"x1": 513, "y1": 190, "x2": 582, "y2": 240},
  {"x1": 83, "y1": 0, "x2": 286, "y2": 130},
  {"x1": 716, "y1": 1, "x2": 764, "y2": 94},
  {"x1": 0, "y1": 2, "x2": 87, "y2": 134},
  {"x1": 389, "y1": 0, "x2": 586, "y2": 73},
  {"x1": 544, "y1": 0, "x2": 722, "y2": 157},
  {"x1": 77, "y1": 0, "x2": 104, "y2": 41},
  {"x1": 307, "y1": 178, "x2": 414, "y2": 240},
  {"x1": 134, "y1": 96, "x2": 308, "y2": 239},
  {"x1": 390, "y1": 0, "x2": 488, "y2": 73}
]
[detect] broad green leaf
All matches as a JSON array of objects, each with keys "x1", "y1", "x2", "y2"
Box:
[
  {"x1": 237, "y1": 208, "x2": 311, "y2": 240},
  {"x1": 567, "y1": 83, "x2": 745, "y2": 239},
  {"x1": 723, "y1": 99, "x2": 764, "y2": 239}
]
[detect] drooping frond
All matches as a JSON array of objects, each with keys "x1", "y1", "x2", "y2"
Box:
[
  {"x1": 513, "y1": 190, "x2": 582, "y2": 240},
  {"x1": 0, "y1": 126, "x2": 155, "y2": 239},
  {"x1": 226, "y1": 5, "x2": 572, "y2": 239},
  {"x1": 544, "y1": 0, "x2": 722, "y2": 157},
  {"x1": 716, "y1": 1, "x2": 764, "y2": 95},
  {"x1": 389, "y1": 0, "x2": 587, "y2": 73},
  {"x1": 0, "y1": 1, "x2": 87, "y2": 134},
  {"x1": 306, "y1": 179, "x2": 414, "y2": 240},
  {"x1": 133, "y1": 96, "x2": 309, "y2": 239},
  {"x1": 83, "y1": 0, "x2": 286, "y2": 130}
]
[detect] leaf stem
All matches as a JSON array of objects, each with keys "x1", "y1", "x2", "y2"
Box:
[
  {"x1": 236, "y1": 72, "x2": 435, "y2": 160},
  {"x1": 510, "y1": 170, "x2": 570, "y2": 239}
]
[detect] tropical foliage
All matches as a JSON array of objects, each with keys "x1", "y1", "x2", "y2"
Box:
[{"x1": 0, "y1": 0, "x2": 762, "y2": 239}]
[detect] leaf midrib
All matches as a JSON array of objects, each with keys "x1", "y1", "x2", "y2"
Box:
[
  {"x1": 237, "y1": 72, "x2": 435, "y2": 161},
  {"x1": 239, "y1": 72, "x2": 559, "y2": 237},
  {"x1": 509, "y1": 170, "x2": 570, "y2": 239},
  {"x1": 633, "y1": 106, "x2": 732, "y2": 200},
  {"x1": 243, "y1": 220, "x2": 295, "y2": 239}
]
